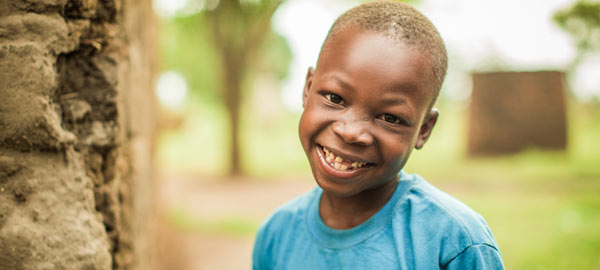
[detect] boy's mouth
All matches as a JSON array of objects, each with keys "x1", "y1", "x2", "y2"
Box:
[{"x1": 317, "y1": 145, "x2": 374, "y2": 172}]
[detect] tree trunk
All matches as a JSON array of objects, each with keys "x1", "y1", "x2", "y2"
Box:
[
  {"x1": 208, "y1": 0, "x2": 281, "y2": 176},
  {"x1": 224, "y1": 61, "x2": 243, "y2": 176},
  {"x1": 0, "y1": 0, "x2": 156, "y2": 269}
]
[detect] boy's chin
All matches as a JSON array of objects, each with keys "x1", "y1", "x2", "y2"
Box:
[
  {"x1": 311, "y1": 166, "x2": 402, "y2": 199},
  {"x1": 314, "y1": 177, "x2": 364, "y2": 198}
]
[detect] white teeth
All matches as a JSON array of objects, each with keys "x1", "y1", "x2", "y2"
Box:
[{"x1": 322, "y1": 146, "x2": 369, "y2": 171}]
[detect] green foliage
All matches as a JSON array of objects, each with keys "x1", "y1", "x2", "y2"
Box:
[
  {"x1": 553, "y1": 0, "x2": 600, "y2": 52},
  {"x1": 158, "y1": 12, "x2": 291, "y2": 100},
  {"x1": 158, "y1": 14, "x2": 220, "y2": 101},
  {"x1": 553, "y1": 0, "x2": 600, "y2": 71},
  {"x1": 255, "y1": 31, "x2": 293, "y2": 80}
]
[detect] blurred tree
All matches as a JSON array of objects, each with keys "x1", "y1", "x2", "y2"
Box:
[
  {"x1": 159, "y1": 0, "x2": 290, "y2": 176},
  {"x1": 553, "y1": 0, "x2": 600, "y2": 70},
  {"x1": 206, "y1": 0, "x2": 283, "y2": 176}
]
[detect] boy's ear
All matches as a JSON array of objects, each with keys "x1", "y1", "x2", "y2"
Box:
[
  {"x1": 415, "y1": 108, "x2": 439, "y2": 150},
  {"x1": 302, "y1": 67, "x2": 315, "y2": 108}
]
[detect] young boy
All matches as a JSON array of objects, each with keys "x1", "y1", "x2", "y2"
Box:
[{"x1": 253, "y1": 1, "x2": 504, "y2": 269}]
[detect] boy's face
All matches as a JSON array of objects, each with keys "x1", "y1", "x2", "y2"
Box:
[{"x1": 299, "y1": 27, "x2": 438, "y2": 197}]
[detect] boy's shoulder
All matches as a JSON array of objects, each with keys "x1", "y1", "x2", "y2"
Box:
[
  {"x1": 394, "y1": 173, "x2": 500, "y2": 259},
  {"x1": 400, "y1": 174, "x2": 493, "y2": 239}
]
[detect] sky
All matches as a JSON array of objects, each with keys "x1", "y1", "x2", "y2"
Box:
[{"x1": 153, "y1": 0, "x2": 600, "y2": 109}]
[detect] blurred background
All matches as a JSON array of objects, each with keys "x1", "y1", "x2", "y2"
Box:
[{"x1": 150, "y1": 0, "x2": 600, "y2": 269}]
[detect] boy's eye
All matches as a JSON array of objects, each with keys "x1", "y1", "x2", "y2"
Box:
[
  {"x1": 325, "y1": 93, "x2": 344, "y2": 105},
  {"x1": 378, "y1": 114, "x2": 403, "y2": 125}
]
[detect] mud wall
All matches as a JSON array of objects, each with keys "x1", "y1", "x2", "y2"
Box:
[
  {"x1": 468, "y1": 71, "x2": 567, "y2": 156},
  {"x1": 0, "y1": 0, "x2": 156, "y2": 269}
]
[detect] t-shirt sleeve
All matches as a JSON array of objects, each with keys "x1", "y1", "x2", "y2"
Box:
[{"x1": 443, "y1": 244, "x2": 505, "y2": 270}]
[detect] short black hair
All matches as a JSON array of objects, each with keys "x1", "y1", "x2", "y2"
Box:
[{"x1": 321, "y1": 1, "x2": 448, "y2": 108}]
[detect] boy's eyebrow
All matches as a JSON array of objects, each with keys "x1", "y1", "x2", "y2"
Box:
[
  {"x1": 379, "y1": 96, "x2": 407, "y2": 105},
  {"x1": 327, "y1": 74, "x2": 413, "y2": 105},
  {"x1": 329, "y1": 75, "x2": 356, "y2": 93}
]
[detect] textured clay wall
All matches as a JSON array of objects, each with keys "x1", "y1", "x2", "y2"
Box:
[
  {"x1": 0, "y1": 0, "x2": 155, "y2": 269},
  {"x1": 468, "y1": 71, "x2": 567, "y2": 156}
]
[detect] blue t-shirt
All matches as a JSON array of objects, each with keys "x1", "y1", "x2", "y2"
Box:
[{"x1": 252, "y1": 171, "x2": 504, "y2": 270}]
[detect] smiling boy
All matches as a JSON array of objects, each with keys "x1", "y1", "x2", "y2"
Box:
[{"x1": 252, "y1": 2, "x2": 504, "y2": 269}]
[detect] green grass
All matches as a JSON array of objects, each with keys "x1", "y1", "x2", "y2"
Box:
[
  {"x1": 167, "y1": 207, "x2": 260, "y2": 237},
  {"x1": 156, "y1": 99, "x2": 230, "y2": 175},
  {"x1": 453, "y1": 188, "x2": 600, "y2": 270}
]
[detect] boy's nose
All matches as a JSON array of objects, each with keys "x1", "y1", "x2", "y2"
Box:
[{"x1": 331, "y1": 119, "x2": 374, "y2": 146}]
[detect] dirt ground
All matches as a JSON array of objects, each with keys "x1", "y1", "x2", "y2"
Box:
[{"x1": 156, "y1": 171, "x2": 315, "y2": 270}]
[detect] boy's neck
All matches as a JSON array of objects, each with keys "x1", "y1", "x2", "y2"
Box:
[{"x1": 319, "y1": 179, "x2": 398, "y2": 230}]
